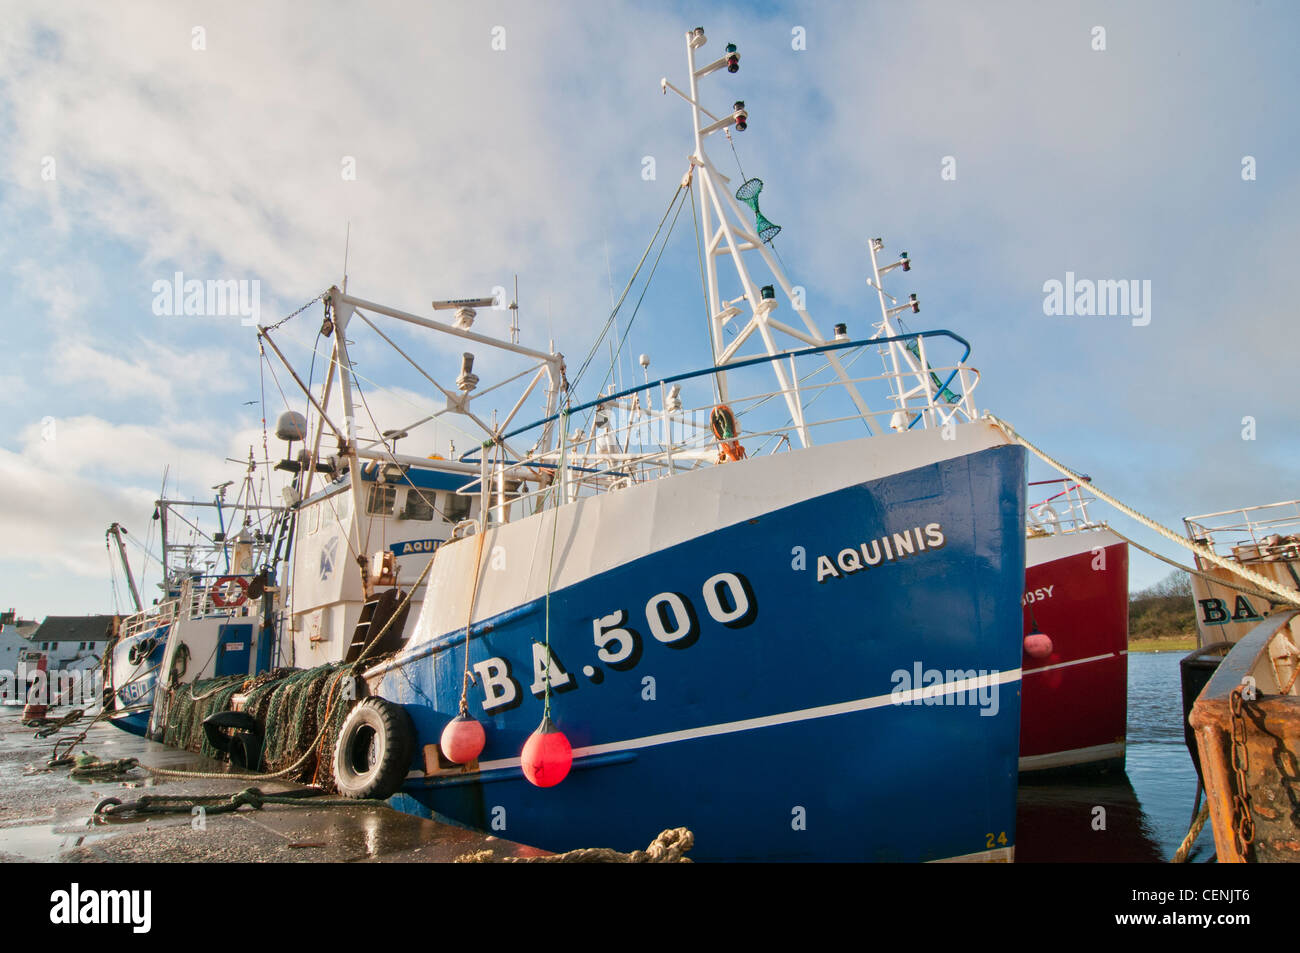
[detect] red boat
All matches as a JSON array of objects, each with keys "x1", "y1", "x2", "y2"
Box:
[{"x1": 1019, "y1": 479, "x2": 1129, "y2": 774}]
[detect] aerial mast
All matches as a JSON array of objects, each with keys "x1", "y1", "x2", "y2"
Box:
[{"x1": 106, "y1": 523, "x2": 143, "y2": 613}]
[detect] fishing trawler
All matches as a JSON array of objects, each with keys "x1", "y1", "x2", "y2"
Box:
[
  {"x1": 1019, "y1": 479, "x2": 1129, "y2": 774},
  {"x1": 104, "y1": 475, "x2": 288, "y2": 735},
  {"x1": 1179, "y1": 500, "x2": 1300, "y2": 861},
  {"x1": 260, "y1": 28, "x2": 1026, "y2": 863},
  {"x1": 1184, "y1": 501, "x2": 1300, "y2": 647},
  {"x1": 139, "y1": 28, "x2": 1029, "y2": 862}
]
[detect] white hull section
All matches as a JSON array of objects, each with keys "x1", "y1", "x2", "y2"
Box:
[{"x1": 394, "y1": 419, "x2": 1012, "y2": 653}]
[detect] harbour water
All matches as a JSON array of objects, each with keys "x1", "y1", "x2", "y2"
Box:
[{"x1": 1016, "y1": 649, "x2": 1211, "y2": 863}]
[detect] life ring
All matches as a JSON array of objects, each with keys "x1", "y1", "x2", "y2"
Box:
[
  {"x1": 333, "y1": 697, "x2": 415, "y2": 799},
  {"x1": 1033, "y1": 504, "x2": 1060, "y2": 533},
  {"x1": 210, "y1": 575, "x2": 250, "y2": 608},
  {"x1": 710, "y1": 404, "x2": 746, "y2": 463}
]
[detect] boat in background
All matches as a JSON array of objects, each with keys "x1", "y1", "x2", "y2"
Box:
[
  {"x1": 1019, "y1": 478, "x2": 1129, "y2": 774},
  {"x1": 1188, "y1": 609, "x2": 1300, "y2": 862},
  {"x1": 104, "y1": 470, "x2": 288, "y2": 736},
  {"x1": 1184, "y1": 500, "x2": 1300, "y2": 647}
]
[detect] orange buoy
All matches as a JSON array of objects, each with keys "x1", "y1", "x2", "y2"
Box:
[
  {"x1": 521, "y1": 715, "x2": 572, "y2": 788},
  {"x1": 440, "y1": 713, "x2": 486, "y2": 765},
  {"x1": 1023, "y1": 632, "x2": 1054, "y2": 660}
]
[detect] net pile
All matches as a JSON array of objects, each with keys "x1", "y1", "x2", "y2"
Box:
[{"x1": 159, "y1": 662, "x2": 355, "y2": 788}]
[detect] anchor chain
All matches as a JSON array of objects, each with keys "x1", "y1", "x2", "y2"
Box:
[{"x1": 1228, "y1": 686, "x2": 1255, "y2": 859}]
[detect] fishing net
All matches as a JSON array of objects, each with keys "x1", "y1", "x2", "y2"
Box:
[
  {"x1": 735, "y1": 177, "x2": 781, "y2": 243},
  {"x1": 159, "y1": 662, "x2": 356, "y2": 789}
]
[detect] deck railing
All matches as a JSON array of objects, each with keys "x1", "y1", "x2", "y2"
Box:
[
  {"x1": 1185, "y1": 500, "x2": 1300, "y2": 562},
  {"x1": 1026, "y1": 478, "x2": 1102, "y2": 536},
  {"x1": 456, "y1": 331, "x2": 981, "y2": 520}
]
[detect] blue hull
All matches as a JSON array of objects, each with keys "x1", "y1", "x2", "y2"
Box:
[
  {"x1": 109, "y1": 708, "x2": 152, "y2": 737},
  {"x1": 376, "y1": 443, "x2": 1026, "y2": 861},
  {"x1": 108, "y1": 625, "x2": 167, "y2": 737}
]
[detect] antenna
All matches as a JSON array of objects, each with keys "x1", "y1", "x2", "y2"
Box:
[
  {"x1": 510, "y1": 274, "x2": 520, "y2": 345},
  {"x1": 342, "y1": 222, "x2": 351, "y2": 293}
]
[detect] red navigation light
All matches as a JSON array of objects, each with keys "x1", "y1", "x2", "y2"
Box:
[
  {"x1": 900, "y1": 251, "x2": 911, "y2": 272},
  {"x1": 909, "y1": 293, "x2": 919, "y2": 313},
  {"x1": 733, "y1": 100, "x2": 748, "y2": 132},
  {"x1": 726, "y1": 43, "x2": 739, "y2": 73}
]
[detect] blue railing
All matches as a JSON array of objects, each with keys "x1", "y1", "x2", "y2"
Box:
[{"x1": 464, "y1": 330, "x2": 972, "y2": 463}]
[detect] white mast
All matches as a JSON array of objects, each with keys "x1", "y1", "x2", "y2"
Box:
[{"x1": 665, "y1": 27, "x2": 875, "y2": 446}]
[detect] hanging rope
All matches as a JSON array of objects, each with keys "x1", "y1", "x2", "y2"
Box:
[
  {"x1": 1171, "y1": 803, "x2": 1210, "y2": 863},
  {"x1": 540, "y1": 408, "x2": 571, "y2": 721},
  {"x1": 985, "y1": 414, "x2": 1300, "y2": 608},
  {"x1": 458, "y1": 499, "x2": 490, "y2": 716}
]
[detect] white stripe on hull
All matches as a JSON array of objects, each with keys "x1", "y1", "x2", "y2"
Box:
[
  {"x1": 1018, "y1": 740, "x2": 1125, "y2": 772},
  {"x1": 1023, "y1": 649, "x2": 1127, "y2": 676},
  {"x1": 424, "y1": 668, "x2": 1024, "y2": 775}
]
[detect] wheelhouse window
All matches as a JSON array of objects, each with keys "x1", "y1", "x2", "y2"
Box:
[
  {"x1": 367, "y1": 484, "x2": 397, "y2": 516},
  {"x1": 403, "y1": 489, "x2": 436, "y2": 521},
  {"x1": 444, "y1": 492, "x2": 472, "y2": 524}
]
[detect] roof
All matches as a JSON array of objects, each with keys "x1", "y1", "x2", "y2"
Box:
[{"x1": 29, "y1": 615, "x2": 118, "y2": 643}]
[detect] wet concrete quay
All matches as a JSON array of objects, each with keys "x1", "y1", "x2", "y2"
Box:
[{"x1": 0, "y1": 708, "x2": 545, "y2": 863}]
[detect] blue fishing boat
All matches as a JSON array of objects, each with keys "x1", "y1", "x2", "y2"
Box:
[
  {"x1": 141, "y1": 27, "x2": 1027, "y2": 862},
  {"x1": 324, "y1": 28, "x2": 1026, "y2": 862}
]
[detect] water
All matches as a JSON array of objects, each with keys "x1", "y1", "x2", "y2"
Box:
[{"x1": 1016, "y1": 649, "x2": 1214, "y2": 862}]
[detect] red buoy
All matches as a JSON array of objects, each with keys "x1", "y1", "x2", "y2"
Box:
[
  {"x1": 1023, "y1": 632, "x2": 1054, "y2": 660},
  {"x1": 440, "y1": 713, "x2": 486, "y2": 765},
  {"x1": 521, "y1": 715, "x2": 572, "y2": 788}
]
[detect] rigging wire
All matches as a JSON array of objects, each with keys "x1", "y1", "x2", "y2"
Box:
[{"x1": 569, "y1": 185, "x2": 686, "y2": 394}]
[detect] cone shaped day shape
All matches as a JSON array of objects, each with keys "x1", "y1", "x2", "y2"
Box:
[{"x1": 521, "y1": 715, "x2": 572, "y2": 787}]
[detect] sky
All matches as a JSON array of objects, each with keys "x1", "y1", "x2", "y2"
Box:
[{"x1": 1, "y1": 0, "x2": 1297, "y2": 617}]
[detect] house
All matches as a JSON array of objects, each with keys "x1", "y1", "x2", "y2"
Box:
[{"x1": 25, "y1": 615, "x2": 119, "y2": 671}]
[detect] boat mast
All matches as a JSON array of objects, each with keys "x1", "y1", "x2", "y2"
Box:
[
  {"x1": 106, "y1": 522, "x2": 143, "y2": 613},
  {"x1": 669, "y1": 27, "x2": 875, "y2": 446}
]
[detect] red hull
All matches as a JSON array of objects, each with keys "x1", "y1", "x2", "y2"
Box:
[{"x1": 1019, "y1": 532, "x2": 1128, "y2": 773}]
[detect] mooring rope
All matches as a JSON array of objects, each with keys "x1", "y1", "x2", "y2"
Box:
[
  {"x1": 1171, "y1": 803, "x2": 1210, "y2": 863},
  {"x1": 1107, "y1": 527, "x2": 1278, "y2": 603},
  {"x1": 985, "y1": 414, "x2": 1300, "y2": 608}
]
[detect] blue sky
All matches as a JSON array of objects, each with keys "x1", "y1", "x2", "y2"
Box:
[{"x1": 1, "y1": 0, "x2": 1297, "y2": 616}]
